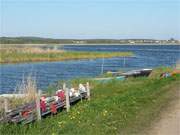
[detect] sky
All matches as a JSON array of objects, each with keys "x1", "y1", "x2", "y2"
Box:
[{"x1": 0, "y1": 0, "x2": 180, "y2": 39}]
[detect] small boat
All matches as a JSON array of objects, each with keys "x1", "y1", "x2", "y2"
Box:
[
  {"x1": 122, "y1": 69, "x2": 152, "y2": 77},
  {"x1": 93, "y1": 69, "x2": 152, "y2": 83},
  {"x1": 140, "y1": 69, "x2": 153, "y2": 76}
]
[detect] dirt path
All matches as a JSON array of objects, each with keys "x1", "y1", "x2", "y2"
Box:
[{"x1": 149, "y1": 90, "x2": 180, "y2": 135}]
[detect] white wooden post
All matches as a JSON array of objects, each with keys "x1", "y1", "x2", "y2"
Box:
[
  {"x1": 123, "y1": 57, "x2": 126, "y2": 67},
  {"x1": 4, "y1": 98, "x2": 8, "y2": 114},
  {"x1": 86, "y1": 82, "x2": 90, "y2": 101},
  {"x1": 64, "y1": 83, "x2": 70, "y2": 112},
  {"x1": 101, "y1": 56, "x2": 105, "y2": 75},
  {"x1": 78, "y1": 84, "x2": 82, "y2": 102},
  {"x1": 36, "y1": 90, "x2": 41, "y2": 121}
]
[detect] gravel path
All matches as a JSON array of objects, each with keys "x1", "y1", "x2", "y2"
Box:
[{"x1": 149, "y1": 89, "x2": 180, "y2": 135}]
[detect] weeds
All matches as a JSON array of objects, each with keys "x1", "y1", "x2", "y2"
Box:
[{"x1": 0, "y1": 75, "x2": 38, "y2": 113}]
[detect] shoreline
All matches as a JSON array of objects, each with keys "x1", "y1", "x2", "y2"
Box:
[
  {"x1": 1, "y1": 43, "x2": 180, "y2": 46},
  {"x1": 0, "y1": 68, "x2": 179, "y2": 134}
]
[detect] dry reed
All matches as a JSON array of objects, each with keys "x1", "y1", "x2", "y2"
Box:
[
  {"x1": 0, "y1": 75, "x2": 38, "y2": 113},
  {"x1": 16, "y1": 75, "x2": 38, "y2": 102}
]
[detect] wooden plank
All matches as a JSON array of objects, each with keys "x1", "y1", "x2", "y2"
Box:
[
  {"x1": 6, "y1": 102, "x2": 36, "y2": 117},
  {"x1": 36, "y1": 90, "x2": 41, "y2": 121},
  {"x1": 64, "y1": 83, "x2": 70, "y2": 112},
  {"x1": 86, "y1": 82, "x2": 90, "y2": 100},
  {"x1": 22, "y1": 114, "x2": 37, "y2": 125},
  {"x1": 4, "y1": 98, "x2": 8, "y2": 114},
  {"x1": 70, "y1": 96, "x2": 81, "y2": 103}
]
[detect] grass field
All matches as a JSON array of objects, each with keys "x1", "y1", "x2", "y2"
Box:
[
  {"x1": 0, "y1": 68, "x2": 179, "y2": 135},
  {"x1": 0, "y1": 47, "x2": 133, "y2": 63}
]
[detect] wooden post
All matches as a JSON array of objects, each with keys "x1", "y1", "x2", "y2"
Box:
[
  {"x1": 123, "y1": 57, "x2": 126, "y2": 67},
  {"x1": 78, "y1": 84, "x2": 82, "y2": 102},
  {"x1": 64, "y1": 83, "x2": 70, "y2": 112},
  {"x1": 4, "y1": 98, "x2": 8, "y2": 114},
  {"x1": 101, "y1": 56, "x2": 104, "y2": 75},
  {"x1": 86, "y1": 82, "x2": 90, "y2": 101},
  {"x1": 36, "y1": 90, "x2": 41, "y2": 121}
]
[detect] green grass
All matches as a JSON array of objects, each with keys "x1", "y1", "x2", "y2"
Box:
[
  {"x1": 0, "y1": 47, "x2": 133, "y2": 63},
  {"x1": 0, "y1": 73, "x2": 179, "y2": 135}
]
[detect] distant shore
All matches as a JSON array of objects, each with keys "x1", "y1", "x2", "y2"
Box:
[
  {"x1": 1, "y1": 43, "x2": 180, "y2": 46},
  {"x1": 1, "y1": 37, "x2": 180, "y2": 45}
]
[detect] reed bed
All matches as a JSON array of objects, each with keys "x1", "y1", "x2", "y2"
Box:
[{"x1": 0, "y1": 47, "x2": 133, "y2": 63}]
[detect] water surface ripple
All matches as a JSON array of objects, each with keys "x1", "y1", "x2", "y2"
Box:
[{"x1": 0, "y1": 45, "x2": 179, "y2": 93}]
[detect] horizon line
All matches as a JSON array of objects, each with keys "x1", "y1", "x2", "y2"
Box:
[{"x1": 1, "y1": 36, "x2": 179, "y2": 40}]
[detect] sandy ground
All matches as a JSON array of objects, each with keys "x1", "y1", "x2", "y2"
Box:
[{"x1": 149, "y1": 90, "x2": 180, "y2": 135}]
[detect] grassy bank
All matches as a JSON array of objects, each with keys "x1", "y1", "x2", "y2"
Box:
[
  {"x1": 0, "y1": 69, "x2": 179, "y2": 135},
  {"x1": 0, "y1": 47, "x2": 133, "y2": 64}
]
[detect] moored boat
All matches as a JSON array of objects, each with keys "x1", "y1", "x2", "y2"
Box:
[{"x1": 122, "y1": 68, "x2": 152, "y2": 77}]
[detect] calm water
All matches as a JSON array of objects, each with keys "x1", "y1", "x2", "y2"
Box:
[{"x1": 0, "y1": 45, "x2": 180, "y2": 94}]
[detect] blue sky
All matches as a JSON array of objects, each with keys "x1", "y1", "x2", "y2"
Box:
[{"x1": 0, "y1": 0, "x2": 180, "y2": 39}]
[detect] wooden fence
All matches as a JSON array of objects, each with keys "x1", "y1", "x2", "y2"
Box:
[{"x1": 0, "y1": 82, "x2": 90, "y2": 124}]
